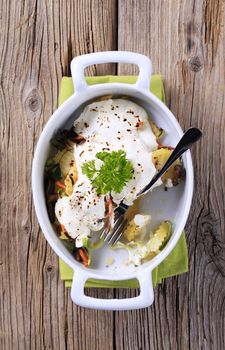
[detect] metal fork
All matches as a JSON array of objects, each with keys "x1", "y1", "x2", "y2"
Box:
[{"x1": 100, "y1": 127, "x2": 202, "y2": 245}]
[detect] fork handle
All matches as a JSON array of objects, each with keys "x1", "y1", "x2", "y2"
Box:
[{"x1": 138, "y1": 127, "x2": 202, "y2": 195}]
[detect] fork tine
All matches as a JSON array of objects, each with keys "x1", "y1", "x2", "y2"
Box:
[
  {"x1": 101, "y1": 209, "x2": 122, "y2": 239},
  {"x1": 108, "y1": 218, "x2": 128, "y2": 245},
  {"x1": 100, "y1": 226, "x2": 110, "y2": 239},
  {"x1": 100, "y1": 210, "x2": 118, "y2": 239},
  {"x1": 100, "y1": 226, "x2": 112, "y2": 241},
  {"x1": 108, "y1": 221, "x2": 127, "y2": 245},
  {"x1": 104, "y1": 215, "x2": 124, "y2": 241}
]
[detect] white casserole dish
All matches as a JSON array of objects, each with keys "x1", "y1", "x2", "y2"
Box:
[{"x1": 32, "y1": 51, "x2": 193, "y2": 310}]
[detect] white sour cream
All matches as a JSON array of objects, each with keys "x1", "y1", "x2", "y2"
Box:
[{"x1": 55, "y1": 99, "x2": 160, "y2": 247}]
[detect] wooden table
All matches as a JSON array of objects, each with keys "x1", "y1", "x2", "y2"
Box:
[{"x1": 1, "y1": 1, "x2": 225, "y2": 349}]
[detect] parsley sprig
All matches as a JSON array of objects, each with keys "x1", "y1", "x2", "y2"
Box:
[{"x1": 82, "y1": 150, "x2": 134, "y2": 194}]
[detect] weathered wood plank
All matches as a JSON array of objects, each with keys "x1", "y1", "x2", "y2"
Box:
[
  {"x1": 117, "y1": 0, "x2": 225, "y2": 349},
  {"x1": 1, "y1": 0, "x2": 225, "y2": 349},
  {"x1": 0, "y1": 1, "x2": 116, "y2": 350}
]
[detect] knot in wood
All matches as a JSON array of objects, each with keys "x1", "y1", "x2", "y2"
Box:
[
  {"x1": 46, "y1": 265, "x2": 54, "y2": 273},
  {"x1": 21, "y1": 220, "x2": 31, "y2": 235},
  {"x1": 26, "y1": 89, "x2": 41, "y2": 112},
  {"x1": 189, "y1": 56, "x2": 203, "y2": 72}
]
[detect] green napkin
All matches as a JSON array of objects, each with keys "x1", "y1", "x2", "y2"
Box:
[{"x1": 58, "y1": 75, "x2": 188, "y2": 288}]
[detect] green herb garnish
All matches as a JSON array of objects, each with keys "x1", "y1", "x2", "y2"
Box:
[{"x1": 82, "y1": 150, "x2": 134, "y2": 194}]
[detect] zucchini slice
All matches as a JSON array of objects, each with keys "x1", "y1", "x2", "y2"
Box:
[
  {"x1": 149, "y1": 120, "x2": 165, "y2": 140},
  {"x1": 64, "y1": 162, "x2": 78, "y2": 196},
  {"x1": 52, "y1": 148, "x2": 78, "y2": 195},
  {"x1": 114, "y1": 220, "x2": 172, "y2": 265},
  {"x1": 148, "y1": 221, "x2": 172, "y2": 252},
  {"x1": 52, "y1": 148, "x2": 75, "y2": 178}
]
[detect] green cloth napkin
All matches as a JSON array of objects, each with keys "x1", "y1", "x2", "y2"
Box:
[{"x1": 58, "y1": 75, "x2": 188, "y2": 288}]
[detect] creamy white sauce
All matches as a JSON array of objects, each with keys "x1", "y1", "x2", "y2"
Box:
[{"x1": 55, "y1": 99, "x2": 161, "y2": 247}]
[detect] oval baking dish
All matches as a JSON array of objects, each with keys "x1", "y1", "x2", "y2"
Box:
[{"x1": 32, "y1": 51, "x2": 193, "y2": 310}]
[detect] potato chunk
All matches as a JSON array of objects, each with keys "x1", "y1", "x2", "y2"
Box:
[{"x1": 152, "y1": 148, "x2": 185, "y2": 185}]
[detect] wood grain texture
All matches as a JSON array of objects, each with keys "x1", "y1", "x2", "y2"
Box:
[
  {"x1": 117, "y1": 1, "x2": 225, "y2": 349},
  {"x1": 0, "y1": 0, "x2": 224, "y2": 349},
  {"x1": 0, "y1": 1, "x2": 116, "y2": 350}
]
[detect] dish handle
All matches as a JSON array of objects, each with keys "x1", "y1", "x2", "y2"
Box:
[
  {"x1": 71, "y1": 269, "x2": 154, "y2": 311},
  {"x1": 71, "y1": 51, "x2": 152, "y2": 92}
]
